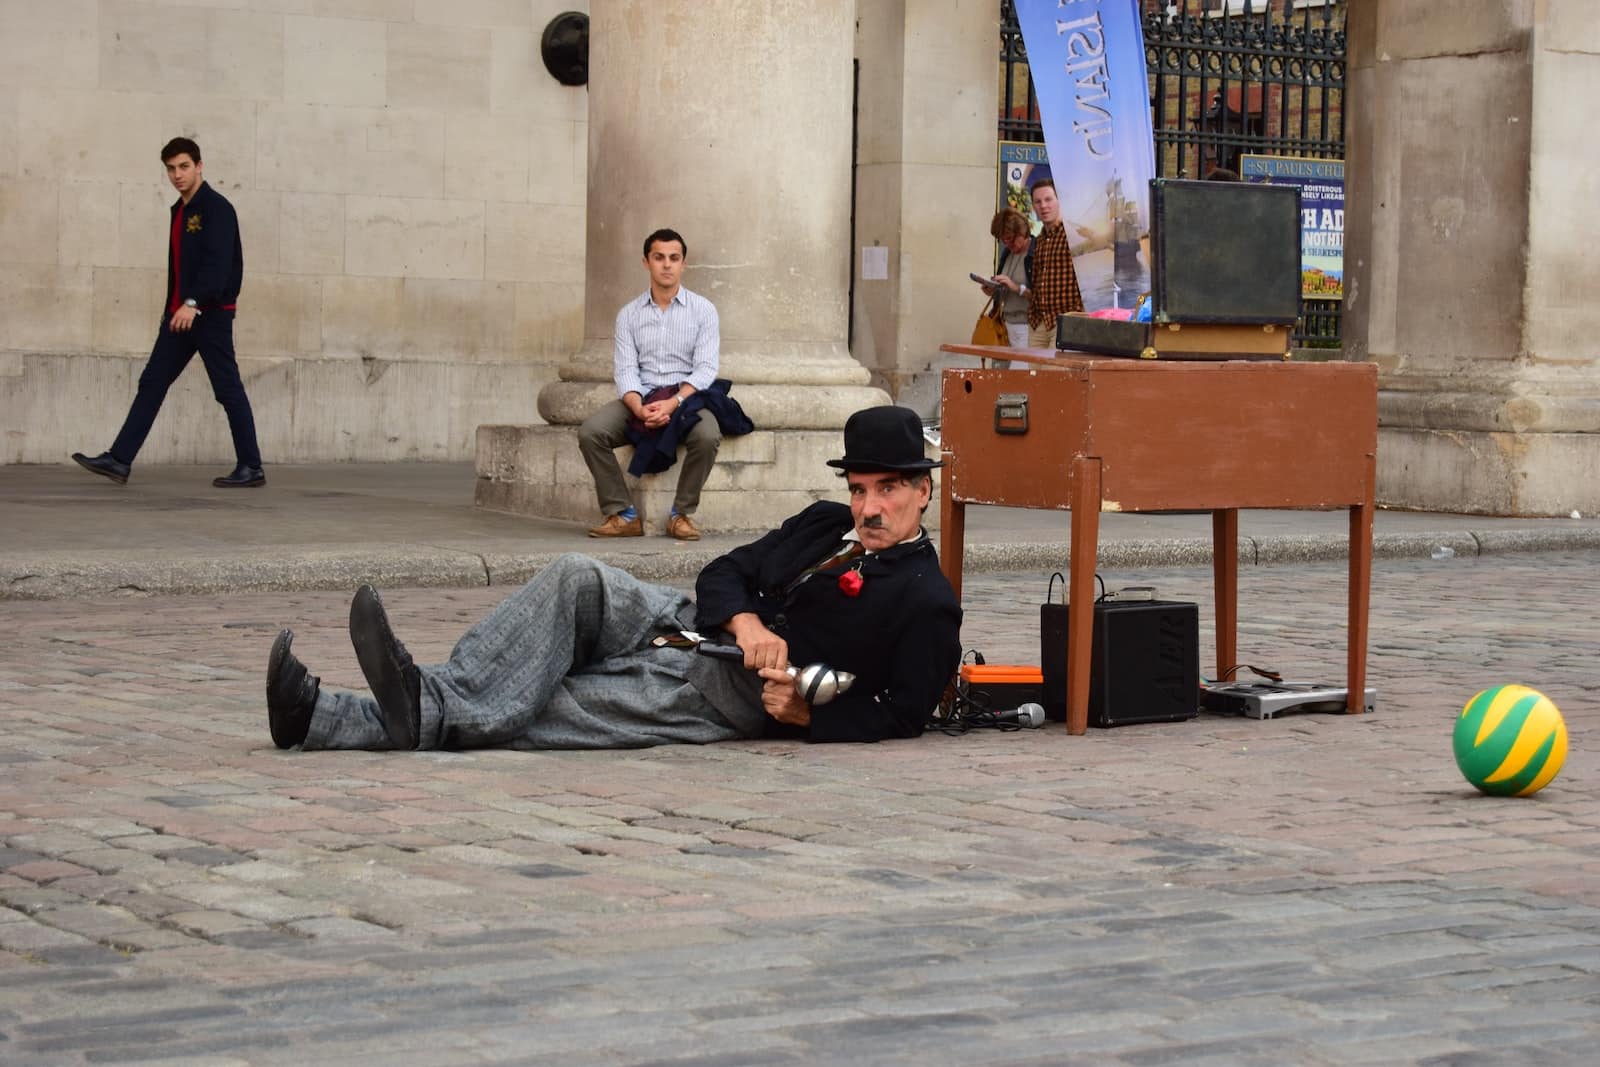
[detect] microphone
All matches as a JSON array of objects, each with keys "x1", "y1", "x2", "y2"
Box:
[
  {"x1": 695, "y1": 641, "x2": 856, "y2": 705},
  {"x1": 789, "y1": 662, "x2": 856, "y2": 706},
  {"x1": 993, "y1": 702, "x2": 1045, "y2": 729}
]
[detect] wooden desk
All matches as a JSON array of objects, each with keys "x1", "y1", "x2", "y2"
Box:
[{"x1": 938, "y1": 345, "x2": 1378, "y2": 735}]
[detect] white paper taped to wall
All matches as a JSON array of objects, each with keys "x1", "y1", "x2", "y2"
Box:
[{"x1": 861, "y1": 245, "x2": 888, "y2": 281}]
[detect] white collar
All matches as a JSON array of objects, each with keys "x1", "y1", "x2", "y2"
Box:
[{"x1": 842, "y1": 527, "x2": 925, "y2": 555}]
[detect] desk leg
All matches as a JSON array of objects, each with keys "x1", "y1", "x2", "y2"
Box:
[
  {"x1": 1347, "y1": 500, "x2": 1374, "y2": 713},
  {"x1": 1066, "y1": 457, "x2": 1101, "y2": 736},
  {"x1": 940, "y1": 482, "x2": 965, "y2": 604},
  {"x1": 1213, "y1": 509, "x2": 1239, "y2": 681}
]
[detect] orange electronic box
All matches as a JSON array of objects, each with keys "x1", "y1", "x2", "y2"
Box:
[{"x1": 957, "y1": 663, "x2": 1044, "y2": 712}]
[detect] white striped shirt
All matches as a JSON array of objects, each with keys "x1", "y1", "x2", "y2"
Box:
[{"x1": 612, "y1": 286, "x2": 720, "y2": 399}]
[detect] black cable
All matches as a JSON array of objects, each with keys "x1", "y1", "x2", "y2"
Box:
[
  {"x1": 929, "y1": 650, "x2": 1032, "y2": 735},
  {"x1": 1210, "y1": 663, "x2": 1283, "y2": 684},
  {"x1": 1046, "y1": 570, "x2": 1108, "y2": 605}
]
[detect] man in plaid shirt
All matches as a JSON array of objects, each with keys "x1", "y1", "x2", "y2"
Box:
[{"x1": 1025, "y1": 178, "x2": 1084, "y2": 348}]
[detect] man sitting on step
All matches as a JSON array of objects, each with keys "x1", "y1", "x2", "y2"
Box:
[
  {"x1": 267, "y1": 406, "x2": 962, "y2": 751},
  {"x1": 579, "y1": 227, "x2": 727, "y2": 542}
]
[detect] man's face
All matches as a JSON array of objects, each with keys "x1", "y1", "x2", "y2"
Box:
[
  {"x1": 1031, "y1": 184, "x2": 1059, "y2": 226},
  {"x1": 643, "y1": 239, "x2": 685, "y2": 292},
  {"x1": 848, "y1": 470, "x2": 930, "y2": 552},
  {"x1": 165, "y1": 154, "x2": 203, "y2": 198},
  {"x1": 1004, "y1": 232, "x2": 1031, "y2": 255}
]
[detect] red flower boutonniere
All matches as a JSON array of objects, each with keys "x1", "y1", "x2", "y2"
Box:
[{"x1": 838, "y1": 561, "x2": 865, "y2": 598}]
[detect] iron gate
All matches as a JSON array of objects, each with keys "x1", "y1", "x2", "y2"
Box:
[{"x1": 999, "y1": 0, "x2": 1346, "y2": 346}]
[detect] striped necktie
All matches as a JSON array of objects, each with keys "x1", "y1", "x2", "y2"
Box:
[
  {"x1": 815, "y1": 539, "x2": 866, "y2": 572},
  {"x1": 785, "y1": 540, "x2": 866, "y2": 594}
]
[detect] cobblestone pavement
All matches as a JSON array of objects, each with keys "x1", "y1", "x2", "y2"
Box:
[{"x1": 1, "y1": 553, "x2": 1595, "y2": 1065}]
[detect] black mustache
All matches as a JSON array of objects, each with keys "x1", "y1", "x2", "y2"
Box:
[{"x1": 861, "y1": 516, "x2": 885, "y2": 529}]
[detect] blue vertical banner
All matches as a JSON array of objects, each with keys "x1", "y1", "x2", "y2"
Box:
[{"x1": 1013, "y1": 0, "x2": 1155, "y2": 310}]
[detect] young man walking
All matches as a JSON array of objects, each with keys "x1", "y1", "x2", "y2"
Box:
[{"x1": 72, "y1": 137, "x2": 264, "y2": 488}]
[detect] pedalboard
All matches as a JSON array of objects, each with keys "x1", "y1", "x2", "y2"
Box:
[{"x1": 1201, "y1": 681, "x2": 1377, "y2": 720}]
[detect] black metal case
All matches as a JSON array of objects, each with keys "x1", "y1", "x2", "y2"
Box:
[{"x1": 1150, "y1": 178, "x2": 1301, "y2": 325}]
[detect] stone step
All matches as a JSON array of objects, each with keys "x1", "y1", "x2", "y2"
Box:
[{"x1": 474, "y1": 424, "x2": 941, "y2": 533}]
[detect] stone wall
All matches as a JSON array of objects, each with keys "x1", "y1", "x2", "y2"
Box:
[
  {"x1": 852, "y1": 0, "x2": 999, "y2": 417},
  {"x1": 0, "y1": 0, "x2": 588, "y2": 464},
  {"x1": 1346, "y1": 0, "x2": 1600, "y2": 515}
]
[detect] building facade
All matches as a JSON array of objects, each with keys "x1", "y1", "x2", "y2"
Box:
[
  {"x1": 0, "y1": 0, "x2": 591, "y2": 464},
  {"x1": 4, "y1": 0, "x2": 1594, "y2": 517},
  {"x1": 0, "y1": 0, "x2": 999, "y2": 468}
]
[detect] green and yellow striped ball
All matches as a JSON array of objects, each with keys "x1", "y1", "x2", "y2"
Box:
[{"x1": 1453, "y1": 685, "x2": 1568, "y2": 797}]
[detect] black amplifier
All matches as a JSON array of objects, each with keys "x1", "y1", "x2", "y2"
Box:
[{"x1": 1040, "y1": 598, "x2": 1200, "y2": 726}]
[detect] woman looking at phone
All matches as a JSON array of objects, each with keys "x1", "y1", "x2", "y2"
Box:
[{"x1": 983, "y1": 208, "x2": 1033, "y2": 349}]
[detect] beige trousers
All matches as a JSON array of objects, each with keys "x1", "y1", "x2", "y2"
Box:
[{"x1": 577, "y1": 400, "x2": 721, "y2": 517}]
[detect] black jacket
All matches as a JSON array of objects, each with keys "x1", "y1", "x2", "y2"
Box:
[
  {"x1": 168, "y1": 181, "x2": 243, "y2": 312},
  {"x1": 695, "y1": 502, "x2": 962, "y2": 743}
]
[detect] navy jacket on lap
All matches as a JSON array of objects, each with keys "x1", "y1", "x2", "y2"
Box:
[{"x1": 624, "y1": 378, "x2": 753, "y2": 477}]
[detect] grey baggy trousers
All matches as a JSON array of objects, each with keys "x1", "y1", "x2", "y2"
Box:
[{"x1": 303, "y1": 554, "x2": 768, "y2": 751}]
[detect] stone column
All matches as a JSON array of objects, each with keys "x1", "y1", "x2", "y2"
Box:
[
  {"x1": 851, "y1": 0, "x2": 1000, "y2": 414},
  {"x1": 477, "y1": 1, "x2": 893, "y2": 531},
  {"x1": 1346, "y1": 0, "x2": 1600, "y2": 516}
]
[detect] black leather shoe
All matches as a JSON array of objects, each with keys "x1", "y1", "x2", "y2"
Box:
[
  {"x1": 348, "y1": 585, "x2": 422, "y2": 750},
  {"x1": 266, "y1": 630, "x2": 320, "y2": 749},
  {"x1": 71, "y1": 451, "x2": 130, "y2": 485},
  {"x1": 213, "y1": 464, "x2": 266, "y2": 488}
]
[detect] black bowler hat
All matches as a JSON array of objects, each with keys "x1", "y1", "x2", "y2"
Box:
[{"x1": 826, "y1": 406, "x2": 943, "y2": 473}]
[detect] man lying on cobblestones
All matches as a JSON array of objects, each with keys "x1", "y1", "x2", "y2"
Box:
[{"x1": 265, "y1": 406, "x2": 962, "y2": 751}]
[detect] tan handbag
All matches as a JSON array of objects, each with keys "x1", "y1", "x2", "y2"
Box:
[{"x1": 970, "y1": 295, "x2": 1008, "y2": 346}]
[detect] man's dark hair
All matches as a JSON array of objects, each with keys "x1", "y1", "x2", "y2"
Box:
[
  {"x1": 161, "y1": 137, "x2": 202, "y2": 164},
  {"x1": 643, "y1": 228, "x2": 687, "y2": 258},
  {"x1": 1203, "y1": 166, "x2": 1241, "y2": 182},
  {"x1": 1029, "y1": 177, "x2": 1056, "y2": 196}
]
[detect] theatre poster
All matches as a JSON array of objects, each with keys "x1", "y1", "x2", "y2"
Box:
[{"x1": 1241, "y1": 154, "x2": 1345, "y2": 301}]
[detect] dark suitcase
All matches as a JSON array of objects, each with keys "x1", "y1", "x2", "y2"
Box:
[{"x1": 1056, "y1": 178, "x2": 1302, "y2": 361}]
